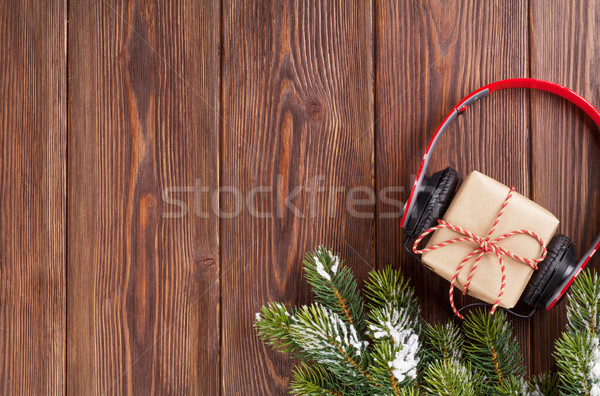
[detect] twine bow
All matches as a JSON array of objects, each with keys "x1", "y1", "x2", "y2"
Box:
[{"x1": 412, "y1": 187, "x2": 548, "y2": 319}]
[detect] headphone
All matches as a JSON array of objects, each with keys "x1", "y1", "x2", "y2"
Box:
[{"x1": 401, "y1": 78, "x2": 600, "y2": 312}]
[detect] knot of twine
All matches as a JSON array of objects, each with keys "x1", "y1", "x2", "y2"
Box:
[{"x1": 412, "y1": 187, "x2": 548, "y2": 319}]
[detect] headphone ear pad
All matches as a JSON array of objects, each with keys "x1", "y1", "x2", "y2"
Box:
[
  {"x1": 412, "y1": 167, "x2": 460, "y2": 237},
  {"x1": 521, "y1": 234, "x2": 572, "y2": 308}
]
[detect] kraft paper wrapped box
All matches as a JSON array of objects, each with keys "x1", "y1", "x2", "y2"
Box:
[{"x1": 421, "y1": 171, "x2": 560, "y2": 309}]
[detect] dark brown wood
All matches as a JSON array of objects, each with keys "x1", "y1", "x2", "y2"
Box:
[
  {"x1": 221, "y1": 1, "x2": 374, "y2": 393},
  {"x1": 0, "y1": 0, "x2": 66, "y2": 394},
  {"x1": 67, "y1": 1, "x2": 220, "y2": 394},
  {"x1": 375, "y1": 0, "x2": 532, "y2": 368},
  {"x1": 4, "y1": 0, "x2": 600, "y2": 392},
  {"x1": 529, "y1": 0, "x2": 600, "y2": 374}
]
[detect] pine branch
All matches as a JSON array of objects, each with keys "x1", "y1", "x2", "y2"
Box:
[
  {"x1": 566, "y1": 269, "x2": 600, "y2": 334},
  {"x1": 290, "y1": 303, "x2": 376, "y2": 393},
  {"x1": 289, "y1": 363, "x2": 350, "y2": 396},
  {"x1": 369, "y1": 340, "x2": 405, "y2": 395},
  {"x1": 527, "y1": 372, "x2": 559, "y2": 396},
  {"x1": 421, "y1": 359, "x2": 482, "y2": 396},
  {"x1": 397, "y1": 387, "x2": 420, "y2": 396},
  {"x1": 554, "y1": 331, "x2": 600, "y2": 395},
  {"x1": 491, "y1": 375, "x2": 531, "y2": 395},
  {"x1": 369, "y1": 337, "x2": 419, "y2": 393},
  {"x1": 553, "y1": 269, "x2": 600, "y2": 394},
  {"x1": 423, "y1": 321, "x2": 464, "y2": 365},
  {"x1": 364, "y1": 267, "x2": 422, "y2": 392},
  {"x1": 364, "y1": 266, "x2": 419, "y2": 322},
  {"x1": 254, "y1": 302, "x2": 304, "y2": 358},
  {"x1": 304, "y1": 247, "x2": 366, "y2": 332},
  {"x1": 462, "y1": 310, "x2": 525, "y2": 391},
  {"x1": 256, "y1": 246, "x2": 583, "y2": 395}
]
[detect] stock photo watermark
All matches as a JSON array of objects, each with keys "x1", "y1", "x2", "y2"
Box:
[{"x1": 162, "y1": 175, "x2": 418, "y2": 220}]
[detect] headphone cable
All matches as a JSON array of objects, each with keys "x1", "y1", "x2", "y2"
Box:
[{"x1": 457, "y1": 302, "x2": 537, "y2": 319}]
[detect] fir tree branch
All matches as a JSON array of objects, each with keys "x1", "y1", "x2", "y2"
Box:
[
  {"x1": 554, "y1": 269, "x2": 600, "y2": 394},
  {"x1": 527, "y1": 372, "x2": 559, "y2": 396},
  {"x1": 555, "y1": 331, "x2": 600, "y2": 395},
  {"x1": 369, "y1": 338, "x2": 419, "y2": 393},
  {"x1": 334, "y1": 343, "x2": 377, "y2": 387},
  {"x1": 365, "y1": 267, "x2": 422, "y2": 392},
  {"x1": 290, "y1": 304, "x2": 378, "y2": 392},
  {"x1": 423, "y1": 321, "x2": 463, "y2": 365},
  {"x1": 289, "y1": 363, "x2": 350, "y2": 396},
  {"x1": 364, "y1": 266, "x2": 422, "y2": 395},
  {"x1": 364, "y1": 266, "x2": 419, "y2": 322},
  {"x1": 397, "y1": 387, "x2": 420, "y2": 396},
  {"x1": 489, "y1": 342, "x2": 502, "y2": 384},
  {"x1": 421, "y1": 359, "x2": 482, "y2": 396},
  {"x1": 492, "y1": 375, "x2": 529, "y2": 395},
  {"x1": 462, "y1": 310, "x2": 525, "y2": 391},
  {"x1": 566, "y1": 269, "x2": 600, "y2": 334},
  {"x1": 303, "y1": 247, "x2": 366, "y2": 332},
  {"x1": 389, "y1": 372, "x2": 402, "y2": 396},
  {"x1": 254, "y1": 302, "x2": 304, "y2": 358},
  {"x1": 255, "y1": 247, "x2": 590, "y2": 395}
]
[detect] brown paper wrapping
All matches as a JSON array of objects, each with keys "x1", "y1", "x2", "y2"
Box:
[{"x1": 422, "y1": 171, "x2": 559, "y2": 308}]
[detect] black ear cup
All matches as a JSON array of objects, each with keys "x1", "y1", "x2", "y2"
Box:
[
  {"x1": 405, "y1": 167, "x2": 460, "y2": 238},
  {"x1": 521, "y1": 234, "x2": 578, "y2": 308}
]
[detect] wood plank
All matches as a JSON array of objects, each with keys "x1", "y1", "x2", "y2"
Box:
[
  {"x1": 221, "y1": 1, "x2": 374, "y2": 393},
  {"x1": 0, "y1": 0, "x2": 66, "y2": 394},
  {"x1": 529, "y1": 0, "x2": 600, "y2": 374},
  {"x1": 375, "y1": 0, "x2": 532, "y2": 367},
  {"x1": 67, "y1": 1, "x2": 220, "y2": 393}
]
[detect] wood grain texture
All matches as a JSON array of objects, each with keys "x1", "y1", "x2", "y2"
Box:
[
  {"x1": 0, "y1": 0, "x2": 66, "y2": 394},
  {"x1": 221, "y1": 1, "x2": 374, "y2": 393},
  {"x1": 375, "y1": 0, "x2": 532, "y2": 367},
  {"x1": 67, "y1": 1, "x2": 220, "y2": 394},
  {"x1": 529, "y1": 0, "x2": 600, "y2": 374},
  {"x1": 3, "y1": 0, "x2": 600, "y2": 392}
]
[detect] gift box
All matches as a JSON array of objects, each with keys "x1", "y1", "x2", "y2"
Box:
[{"x1": 419, "y1": 171, "x2": 559, "y2": 310}]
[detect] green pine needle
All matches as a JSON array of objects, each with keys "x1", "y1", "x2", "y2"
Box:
[
  {"x1": 554, "y1": 331, "x2": 600, "y2": 395},
  {"x1": 303, "y1": 247, "x2": 366, "y2": 333},
  {"x1": 369, "y1": 336, "x2": 419, "y2": 393},
  {"x1": 365, "y1": 267, "x2": 422, "y2": 392},
  {"x1": 289, "y1": 363, "x2": 349, "y2": 396},
  {"x1": 527, "y1": 372, "x2": 560, "y2": 396},
  {"x1": 291, "y1": 303, "x2": 373, "y2": 392},
  {"x1": 254, "y1": 302, "x2": 303, "y2": 358},
  {"x1": 491, "y1": 375, "x2": 531, "y2": 395},
  {"x1": 396, "y1": 386, "x2": 421, "y2": 396},
  {"x1": 462, "y1": 309, "x2": 526, "y2": 390},
  {"x1": 423, "y1": 321, "x2": 464, "y2": 365},
  {"x1": 566, "y1": 269, "x2": 600, "y2": 334},
  {"x1": 255, "y1": 246, "x2": 600, "y2": 396},
  {"x1": 422, "y1": 359, "x2": 482, "y2": 396},
  {"x1": 364, "y1": 266, "x2": 419, "y2": 321}
]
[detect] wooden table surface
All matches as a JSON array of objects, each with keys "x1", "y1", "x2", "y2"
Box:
[{"x1": 2, "y1": 1, "x2": 599, "y2": 394}]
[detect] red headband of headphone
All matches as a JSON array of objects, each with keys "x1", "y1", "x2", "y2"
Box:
[{"x1": 400, "y1": 78, "x2": 600, "y2": 310}]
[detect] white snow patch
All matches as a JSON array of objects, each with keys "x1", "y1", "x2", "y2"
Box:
[
  {"x1": 388, "y1": 331, "x2": 420, "y2": 382},
  {"x1": 590, "y1": 336, "x2": 600, "y2": 395},
  {"x1": 328, "y1": 250, "x2": 340, "y2": 274},
  {"x1": 370, "y1": 306, "x2": 420, "y2": 382},
  {"x1": 328, "y1": 310, "x2": 364, "y2": 356},
  {"x1": 314, "y1": 255, "x2": 331, "y2": 281},
  {"x1": 348, "y1": 324, "x2": 363, "y2": 353}
]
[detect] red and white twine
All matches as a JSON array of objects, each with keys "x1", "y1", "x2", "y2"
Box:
[{"x1": 412, "y1": 187, "x2": 548, "y2": 319}]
